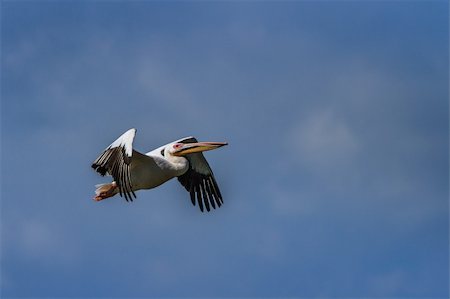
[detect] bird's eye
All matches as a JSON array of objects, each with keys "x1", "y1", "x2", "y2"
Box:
[{"x1": 173, "y1": 144, "x2": 182, "y2": 149}]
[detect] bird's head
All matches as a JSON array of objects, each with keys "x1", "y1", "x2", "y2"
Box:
[{"x1": 170, "y1": 141, "x2": 228, "y2": 157}]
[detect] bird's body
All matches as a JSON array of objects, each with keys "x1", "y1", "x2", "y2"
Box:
[{"x1": 91, "y1": 128, "x2": 227, "y2": 212}]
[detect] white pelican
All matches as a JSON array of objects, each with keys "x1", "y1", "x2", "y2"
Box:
[{"x1": 91, "y1": 128, "x2": 228, "y2": 212}]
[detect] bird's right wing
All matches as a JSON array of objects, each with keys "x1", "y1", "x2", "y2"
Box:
[
  {"x1": 177, "y1": 137, "x2": 224, "y2": 212},
  {"x1": 91, "y1": 128, "x2": 139, "y2": 201}
]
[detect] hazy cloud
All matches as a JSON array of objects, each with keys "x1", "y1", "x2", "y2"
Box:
[{"x1": 2, "y1": 1, "x2": 448, "y2": 298}]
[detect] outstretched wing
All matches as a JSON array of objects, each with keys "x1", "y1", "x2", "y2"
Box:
[
  {"x1": 177, "y1": 137, "x2": 224, "y2": 212},
  {"x1": 91, "y1": 128, "x2": 137, "y2": 201}
]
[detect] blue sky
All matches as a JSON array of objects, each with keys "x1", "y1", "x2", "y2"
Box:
[{"x1": 1, "y1": 1, "x2": 448, "y2": 298}]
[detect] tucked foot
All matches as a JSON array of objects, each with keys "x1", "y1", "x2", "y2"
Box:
[{"x1": 93, "y1": 182, "x2": 117, "y2": 201}]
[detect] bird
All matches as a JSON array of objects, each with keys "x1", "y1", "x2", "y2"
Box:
[{"x1": 91, "y1": 128, "x2": 228, "y2": 212}]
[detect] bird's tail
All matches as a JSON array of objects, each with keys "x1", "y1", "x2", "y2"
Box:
[{"x1": 94, "y1": 182, "x2": 118, "y2": 201}]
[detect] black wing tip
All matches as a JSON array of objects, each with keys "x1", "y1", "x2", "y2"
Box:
[
  {"x1": 190, "y1": 190, "x2": 196, "y2": 206},
  {"x1": 120, "y1": 192, "x2": 137, "y2": 202},
  {"x1": 91, "y1": 164, "x2": 107, "y2": 176},
  {"x1": 178, "y1": 168, "x2": 224, "y2": 213},
  {"x1": 196, "y1": 186, "x2": 204, "y2": 212}
]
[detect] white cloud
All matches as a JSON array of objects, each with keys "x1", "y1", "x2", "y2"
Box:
[
  {"x1": 367, "y1": 269, "x2": 408, "y2": 295},
  {"x1": 8, "y1": 218, "x2": 79, "y2": 265},
  {"x1": 19, "y1": 221, "x2": 55, "y2": 256},
  {"x1": 288, "y1": 109, "x2": 359, "y2": 172},
  {"x1": 136, "y1": 54, "x2": 202, "y2": 119},
  {"x1": 270, "y1": 186, "x2": 318, "y2": 217}
]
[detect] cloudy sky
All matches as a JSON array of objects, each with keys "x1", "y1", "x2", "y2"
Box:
[{"x1": 1, "y1": 1, "x2": 448, "y2": 298}]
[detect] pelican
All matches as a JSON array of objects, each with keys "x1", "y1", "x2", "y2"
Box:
[{"x1": 91, "y1": 128, "x2": 228, "y2": 212}]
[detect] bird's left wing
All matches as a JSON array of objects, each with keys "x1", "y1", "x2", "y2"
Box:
[
  {"x1": 177, "y1": 137, "x2": 224, "y2": 212},
  {"x1": 91, "y1": 128, "x2": 138, "y2": 201}
]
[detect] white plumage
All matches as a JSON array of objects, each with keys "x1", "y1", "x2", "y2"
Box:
[{"x1": 91, "y1": 128, "x2": 227, "y2": 212}]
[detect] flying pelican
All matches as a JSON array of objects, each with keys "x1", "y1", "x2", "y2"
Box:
[{"x1": 91, "y1": 128, "x2": 228, "y2": 212}]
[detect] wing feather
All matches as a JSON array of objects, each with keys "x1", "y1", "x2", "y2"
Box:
[
  {"x1": 176, "y1": 137, "x2": 224, "y2": 212},
  {"x1": 203, "y1": 179, "x2": 215, "y2": 209},
  {"x1": 205, "y1": 178, "x2": 220, "y2": 208},
  {"x1": 91, "y1": 128, "x2": 137, "y2": 201},
  {"x1": 200, "y1": 182, "x2": 210, "y2": 212},
  {"x1": 196, "y1": 184, "x2": 204, "y2": 212}
]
